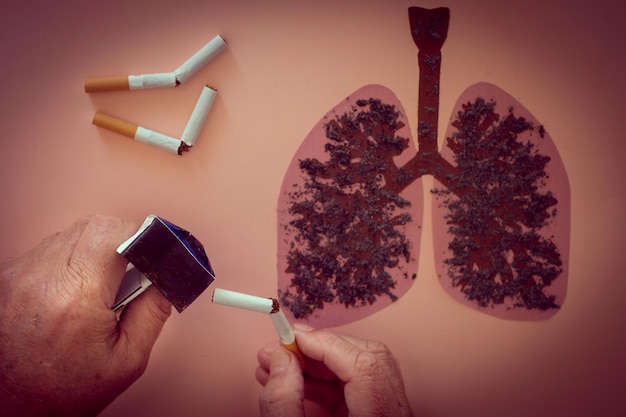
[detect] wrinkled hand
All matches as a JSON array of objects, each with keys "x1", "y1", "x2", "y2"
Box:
[
  {"x1": 0, "y1": 215, "x2": 172, "y2": 417},
  {"x1": 256, "y1": 325, "x2": 414, "y2": 417}
]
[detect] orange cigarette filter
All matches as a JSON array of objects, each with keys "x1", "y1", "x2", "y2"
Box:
[
  {"x1": 92, "y1": 112, "x2": 138, "y2": 138},
  {"x1": 84, "y1": 76, "x2": 130, "y2": 93},
  {"x1": 283, "y1": 340, "x2": 307, "y2": 370}
]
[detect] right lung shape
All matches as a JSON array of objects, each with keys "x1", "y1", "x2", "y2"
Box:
[{"x1": 431, "y1": 82, "x2": 571, "y2": 320}]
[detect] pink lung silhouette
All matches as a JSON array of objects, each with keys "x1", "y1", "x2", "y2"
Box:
[
  {"x1": 432, "y1": 82, "x2": 570, "y2": 320},
  {"x1": 277, "y1": 84, "x2": 423, "y2": 328},
  {"x1": 276, "y1": 7, "x2": 570, "y2": 326}
]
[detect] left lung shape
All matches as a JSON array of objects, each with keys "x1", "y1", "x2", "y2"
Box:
[{"x1": 277, "y1": 85, "x2": 423, "y2": 328}]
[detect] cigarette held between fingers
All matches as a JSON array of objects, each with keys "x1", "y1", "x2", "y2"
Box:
[
  {"x1": 270, "y1": 309, "x2": 307, "y2": 369},
  {"x1": 212, "y1": 288, "x2": 307, "y2": 370}
]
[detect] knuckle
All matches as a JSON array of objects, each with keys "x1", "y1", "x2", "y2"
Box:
[
  {"x1": 354, "y1": 340, "x2": 400, "y2": 376},
  {"x1": 353, "y1": 350, "x2": 379, "y2": 375}
]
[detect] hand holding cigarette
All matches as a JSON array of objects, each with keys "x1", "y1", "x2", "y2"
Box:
[
  {"x1": 0, "y1": 215, "x2": 172, "y2": 417},
  {"x1": 256, "y1": 327, "x2": 415, "y2": 417},
  {"x1": 212, "y1": 288, "x2": 306, "y2": 369}
]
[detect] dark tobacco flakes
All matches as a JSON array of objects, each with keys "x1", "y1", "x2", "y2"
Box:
[
  {"x1": 433, "y1": 97, "x2": 561, "y2": 311},
  {"x1": 282, "y1": 98, "x2": 415, "y2": 319}
]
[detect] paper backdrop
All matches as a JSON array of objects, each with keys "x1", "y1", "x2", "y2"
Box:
[{"x1": 1, "y1": 0, "x2": 624, "y2": 416}]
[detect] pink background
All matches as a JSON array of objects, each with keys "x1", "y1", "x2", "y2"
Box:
[{"x1": 1, "y1": 0, "x2": 625, "y2": 416}]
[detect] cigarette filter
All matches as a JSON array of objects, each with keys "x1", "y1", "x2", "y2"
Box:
[
  {"x1": 212, "y1": 288, "x2": 306, "y2": 369},
  {"x1": 84, "y1": 76, "x2": 129, "y2": 93},
  {"x1": 114, "y1": 215, "x2": 216, "y2": 313}
]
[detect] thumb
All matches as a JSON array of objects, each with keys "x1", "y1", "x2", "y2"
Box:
[
  {"x1": 117, "y1": 287, "x2": 172, "y2": 366},
  {"x1": 259, "y1": 347, "x2": 305, "y2": 417}
]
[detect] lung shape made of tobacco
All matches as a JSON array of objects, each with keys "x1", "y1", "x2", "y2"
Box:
[
  {"x1": 278, "y1": 86, "x2": 422, "y2": 328},
  {"x1": 277, "y1": 7, "x2": 570, "y2": 327}
]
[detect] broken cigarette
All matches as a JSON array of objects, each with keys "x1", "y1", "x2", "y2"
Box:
[
  {"x1": 92, "y1": 85, "x2": 216, "y2": 154},
  {"x1": 212, "y1": 288, "x2": 306, "y2": 369},
  {"x1": 181, "y1": 85, "x2": 217, "y2": 147},
  {"x1": 84, "y1": 34, "x2": 227, "y2": 93},
  {"x1": 93, "y1": 112, "x2": 187, "y2": 155}
]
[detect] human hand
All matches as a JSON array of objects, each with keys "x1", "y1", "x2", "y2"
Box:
[
  {"x1": 256, "y1": 325, "x2": 414, "y2": 417},
  {"x1": 0, "y1": 215, "x2": 172, "y2": 417}
]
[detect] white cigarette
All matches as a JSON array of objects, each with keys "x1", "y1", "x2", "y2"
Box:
[
  {"x1": 174, "y1": 35, "x2": 227, "y2": 85},
  {"x1": 270, "y1": 309, "x2": 295, "y2": 345},
  {"x1": 84, "y1": 34, "x2": 227, "y2": 92},
  {"x1": 93, "y1": 112, "x2": 187, "y2": 155},
  {"x1": 212, "y1": 288, "x2": 277, "y2": 314},
  {"x1": 135, "y1": 126, "x2": 182, "y2": 154},
  {"x1": 128, "y1": 72, "x2": 177, "y2": 89},
  {"x1": 181, "y1": 86, "x2": 217, "y2": 147},
  {"x1": 212, "y1": 288, "x2": 306, "y2": 368}
]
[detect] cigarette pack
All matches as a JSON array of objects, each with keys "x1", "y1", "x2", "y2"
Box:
[{"x1": 113, "y1": 215, "x2": 215, "y2": 312}]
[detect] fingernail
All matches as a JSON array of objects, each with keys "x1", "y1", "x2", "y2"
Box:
[{"x1": 293, "y1": 323, "x2": 314, "y2": 332}]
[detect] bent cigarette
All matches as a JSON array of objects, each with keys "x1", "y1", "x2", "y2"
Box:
[
  {"x1": 84, "y1": 34, "x2": 227, "y2": 93},
  {"x1": 93, "y1": 112, "x2": 187, "y2": 155},
  {"x1": 212, "y1": 288, "x2": 306, "y2": 369},
  {"x1": 91, "y1": 84, "x2": 214, "y2": 154}
]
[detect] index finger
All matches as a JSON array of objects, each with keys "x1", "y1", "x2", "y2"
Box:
[
  {"x1": 295, "y1": 329, "x2": 389, "y2": 383},
  {"x1": 295, "y1": 329, "x2": 412, "y2": 417}
]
